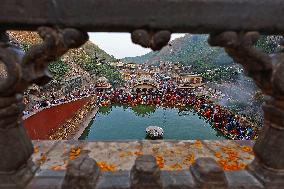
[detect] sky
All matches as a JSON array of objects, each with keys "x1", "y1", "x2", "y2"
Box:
[{"x1": 89, "y1": 32, "x2": 185, "y2": 59}]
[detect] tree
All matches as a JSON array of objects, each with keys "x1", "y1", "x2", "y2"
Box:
[
  {"x1": 255, "y1": 35, "x2": 283, "y2": 53},
  {"x1": 48, "y1": 59, "x2": 70, "y2": 81}
]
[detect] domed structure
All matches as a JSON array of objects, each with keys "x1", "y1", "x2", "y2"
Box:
[
  {"x1": 146, "y1": 126, "x2": 164, "y2": 140},
  {"x1": 97, "y1": 76, "x2": 109, "y2": 83}
]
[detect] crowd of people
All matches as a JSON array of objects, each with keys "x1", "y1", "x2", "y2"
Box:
[
  {"x1": 23, "y1": 77, "x2": 258, "y2": 140},
  {"x1": 23, "y1": 87, "x2": 96, "y2": 117},
  {"x1": 96, "y1": 80, "x2": 258, "y2": 140}
]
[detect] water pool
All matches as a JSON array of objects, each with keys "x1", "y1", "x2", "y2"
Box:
[{"x1": 80, "y1": 105, "x2": 225, "y2": 140}]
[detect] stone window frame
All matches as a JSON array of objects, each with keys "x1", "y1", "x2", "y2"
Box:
[{"x1": 0, "y1": 0, "x2": 283, "y2": 188}]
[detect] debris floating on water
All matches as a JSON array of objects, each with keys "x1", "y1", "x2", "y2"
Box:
[{"x1": 146, "y1": 126, "x2": 164, "y2": 140}]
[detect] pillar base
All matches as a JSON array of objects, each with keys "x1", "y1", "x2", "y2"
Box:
[
  {"x1": 247, "y1": 159, "x2": 284, "y2": 189},
  {"x1": 0, "y1": 159, "x2": 37, "y2": 189}
]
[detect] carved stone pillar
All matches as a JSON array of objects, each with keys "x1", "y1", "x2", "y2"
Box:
[
  {"x1": 209, "y1": 32, "x2": 284, "y2": 188},
  {"x1": 130, "y1": 155, "x2": 163, "y2": 189},
  {"x1": 62, "y1": 155, "x2": 100, "y2": 189},
  {"x1": 249, "y1": 98, "x2": 284, "y2": 188},
  {"x1": 0, "y1": 32, "x2": 37, "y2": 189},
  {"x1": 190, "y1": 157, "x2": 228, "y2": 189},
  {"x1": 0, "y1": 28, "x2": 88, "y2": 189}
]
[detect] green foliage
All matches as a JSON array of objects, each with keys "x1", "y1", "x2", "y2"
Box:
[
  {"x1": 255, "y1": 36, "x2": 282, "y2": 53},
  {"x1": 48, "y1": 59, "x2": 70, "y2": 81},
  {"x1": 71, "y1": 41, "x2": 121, "y2": 86},
  {"x1": 79, "y1": 57, "x2": 97, "y2": 71},
  {"x1": 19, "y1": 43, "x2": 69, "y2": 81},
  {"x1": 201, "y1": 66, "x2": 240, "y2": 83},
  {"x1": 71, "y1": 51, "x2": 93, "y2": 68},
  {"x1": 99, "y1": 105, "x2": 113, "y2": 115},
  {"x1": 18, "y1": 39, "x2": 121, "y2": 88},
  {"x1": 93, "y1": 63, "x2": 123, "y2": 86},
  {"x1": 123, "y1": 35, "x2": 237, "y2": 82},
  {"x1": 131, "y1": 104, "x2": 157, "y2": 117},
  {"x1": 20, "y1": 43, "x2": 31, "y2": 52},
  {"x1": 78, "y1": 56, "x2": 123, "y2": 86}
]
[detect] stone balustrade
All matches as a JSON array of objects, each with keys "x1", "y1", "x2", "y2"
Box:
[
  {"x1": 26, "y1": 140, "x2": 261, "y2": 189},
  {"x1": 0, "y1": 0, "x2": 284, "y2": 188}
]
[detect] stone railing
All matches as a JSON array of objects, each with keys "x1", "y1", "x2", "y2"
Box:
[{"x1": 0, "y1": 0, "x2": 283, "y2": 188}]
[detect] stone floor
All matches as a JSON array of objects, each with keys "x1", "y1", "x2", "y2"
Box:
[{"x1": 32, "y1": 140, "x2": 255, "y2": 171}]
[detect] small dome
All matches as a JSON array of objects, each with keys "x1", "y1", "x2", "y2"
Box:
[{"x1": 97, "y1": 76, "x2": 109, "y2": 83}]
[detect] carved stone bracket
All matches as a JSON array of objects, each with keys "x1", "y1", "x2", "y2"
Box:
[
  {"x1": 131, "y1": 29, "x2": 171, "y2": 51},
  {"x1": 209, "y1": 31, "x2": 284, "y2": 188},
  {"x1": 0, "y1": 27, "x2": 88, "y2": 189}
]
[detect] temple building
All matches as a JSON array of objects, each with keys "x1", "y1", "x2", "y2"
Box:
[
  {"x1": 95, "y1": 76, "x2": 112, "y2": 92},
  {"x1": 136, "y1": 70, "x2": 152, "y2": 80},
  {"x1": 125, "y1": 63, "x2": 137, "y2": 70},
  {"x1": 178, "y1": 73, "x2": 204, "y2": 89},
  {"x1": 110, "y1": 61, "x2": 125, "y2": 69},
  {"x1": 120, "y1": 69, "x2": 132, "y2": 81},
  {"x1": 132, "y1": 78, "x2": 159, "y2": 92}
]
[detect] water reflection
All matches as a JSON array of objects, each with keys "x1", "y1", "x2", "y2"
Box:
[
  {"x1": 80, "y1": 105, "x2": 226, "y2": 140},
  {"x1": 98, "y1": 105, "x2": 113, "y2": 115},
  {"x1": 131, "y1": 104, "x2": 157, "y2": 117},
  {"x1": 99, "y1": 104, "x2": 158, "y2": 117}
]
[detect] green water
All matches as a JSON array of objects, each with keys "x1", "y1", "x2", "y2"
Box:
[{"x1": 80, "y1": 105, "x2": 225, "y2": 140}]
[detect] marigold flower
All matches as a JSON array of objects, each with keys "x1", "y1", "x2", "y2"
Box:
[
  {"x1": 182, "y1": 154, "x2": 195, "y2": 165},
  {"x1": 215, "y1": 152, "x2": 222, "y2": 158},
  {"x1": 170, "y1": 163, "x2": 182, "y2": 170},
  {"x1": 39, "y1": 154, "x2": 47, "y2": 165},
  {"x1": 156, "y1": 155, "x2": 165, "y2": 168},
  {"x1": 69, "y1": 147, "x2": 81, "y2": 160},
  {"x1": 194, "y1": 140, "x2": 202, "y2": 148},
  {"x1": 97, "y1": 161, "x2": 117, "y2": 171},
  {"x1": 241, "y1": 146, "x2": 253, "y2": 153},
  {"x1": 34, "y1": 146, "x2": 39, "y2": 154},
  {"x1": 134, "y1": 151, "x2": 143, "y2": 156},
  {"x1": 49, "y1": 165, "x2": 64, "y2": 171}
]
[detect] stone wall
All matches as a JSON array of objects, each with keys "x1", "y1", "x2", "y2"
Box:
[{"x1": 24, "y1": 97, "x2": 91, "y2": 139}]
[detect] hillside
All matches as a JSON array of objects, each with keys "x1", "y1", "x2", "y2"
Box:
[
  {"x1": 6, "y1": 31, "x2": 119, "y2": 99},
  {"x1": 8, "y1": 31, "x2": 117, "y2": 79},
  {"x1": 82, "y1": 41, "x2": 116, "y2": 63},
  {"x1": 123, "y1": 34, "x2": 281, "y2": 78},
  {"x1": 123, "y1": 34, "x2": 234, "y2": 70},
  {"x1": 123, "y1": 34, "x2": 277, "y2": 126}
]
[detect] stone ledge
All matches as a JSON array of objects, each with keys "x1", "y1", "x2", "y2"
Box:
[
  {"x1": 31, "y1": 140, "x2": 255, "y2": 171},
  {"x1": 25, "y1": 140, "x2": 268, "y2": 189}
]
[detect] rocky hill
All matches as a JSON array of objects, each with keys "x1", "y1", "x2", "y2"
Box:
[
  {"x1": 5, "y1": 31, "x2": 118, "y2": 99},
  {"x1": 123, "y1": 34, "x2": 281, "y2": 79},
  {"x1": 8, "y1": 31, "x2": 116, "y2": 80},
  {"x1": 123, "y1": 34, "x2": 233, "y2": 68}
]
